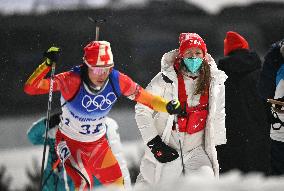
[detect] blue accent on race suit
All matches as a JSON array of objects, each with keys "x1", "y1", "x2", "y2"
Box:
[
  {"x1": 64, "y1": 69, "x2": 121, "y2": 120},
  {"x1": 71, "y1": 65, "x2": 82, "y2": 74},
  {"x1": 276, "y1": 64, "x2": 284, "y2": 86}
]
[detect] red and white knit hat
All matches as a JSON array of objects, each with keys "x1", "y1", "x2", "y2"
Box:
[
  {"x1": 83, "y1": 41, "x2": 114, "y2": 67},
  {"x1": 224, "y1": 31, "x2": 249, "y2": 56},
  {"x1": 178, "y1": 33, "x2": 207, "y2": 57}
]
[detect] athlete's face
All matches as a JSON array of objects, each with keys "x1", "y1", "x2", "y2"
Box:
[
  {"x1": 182, "y1": 47, "x2": 204, "y2": 58},
  {"x1": 88, "y1": 66, "x2": 112, "y2": 87}
]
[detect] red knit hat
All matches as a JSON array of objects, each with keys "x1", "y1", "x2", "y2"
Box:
[
  {"x1": 224, "y1": 31, "x2": 249, "y2": 56},
  {"x1": 178, "y1": 33, "x2": 207, "y2": 57},
  {"x1": 83, "y1": 41, "x2": 114, "y2": 67}
]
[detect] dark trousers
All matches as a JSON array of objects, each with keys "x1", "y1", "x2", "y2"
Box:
[{"x1": 271, "y1": 139, "x2": 284, "y2": 175}]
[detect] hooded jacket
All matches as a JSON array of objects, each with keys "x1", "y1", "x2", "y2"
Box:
[
  {"x1": 135, "y1": 50, "x2": 227, "y2": 183},
  {"x1": 217, "y1": 49, "x2": 270, "y2": 174},
  {"x1": 258, "y1": 39, "x2": 284, "y2": 126},
  {"x1": 258, "y1": 39, "x2": 284, "y2": 101}
]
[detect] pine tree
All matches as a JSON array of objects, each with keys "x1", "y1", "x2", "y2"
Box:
[
  {"x1": 23, "y1": 159, "x2": 40, "y2": 191},
  {"x1": 0, "y1": 165, "x2": 11, "y2": 191}
]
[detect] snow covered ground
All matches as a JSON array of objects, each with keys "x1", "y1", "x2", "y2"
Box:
[
  {"x1": 100, "y1": 172, "x2": 284, "y2": 191},
  {"x1": 0, "y1": 142, "x2": 143, "y2": 190},
  {"x1": 1, "y1": 112, "x2": 284, "y2": 190},
  {"x1": 0, "y1": 146, "x2": 43, "y2": 189},
  {"x1": 2, "y1": 143, "x2": 284, "y2": 191},
  {"x1": 1, "y1": 111, "x2": 284, "y2": 190},
  {"x1": 0, "y1": 108, "x2": 143, "y2": 189},
  {"x1": 1, "y1": 110, "x2": 284, "y2": 190}
]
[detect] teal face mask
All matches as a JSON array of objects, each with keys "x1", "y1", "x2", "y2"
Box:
[{"x1": 183, "y1": 57, "x2": 203, "y2": 74}]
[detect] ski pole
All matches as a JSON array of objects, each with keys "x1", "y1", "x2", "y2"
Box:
[
  {"x1": 174, "y1": 115, "x2": 186, "y2": 175},
  {"x1": 171, "y1": 83, "x2": 186, "y2": 176},
  {"x1": 95, "y1": 19, "x2": 106, "y2": 41},
  {"x1": 95, "y1": 25, "x2": 99, "y2": 41},
  {"x1": 52, "y1": 158, "x2": 70, "y2": 191},
  {"x1": 87, "y1": 17, "x2": 106, "y2": 41},
  {"x1": 63, "y1": 166, "x2": 70, "y2": 191},
  {"x1": 39, "y1": 62, "x2": 56, "y2": 191},
  {"x1": 41, "y1": 158, "x2": 61, "y2": 189},
  {"x1": 41, "y1": 169, "x2": 55, "y2": 189}
]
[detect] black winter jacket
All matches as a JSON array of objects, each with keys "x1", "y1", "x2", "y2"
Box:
[
  {"x1": 216, "y1": 49, "x2": 270, "y2": 174},
  {"x1": 258, "y1": 39, "x2": 284, "y2": 100},
  {"x1": 258, "y1": 39, "x2": 284, "y2": 124}
]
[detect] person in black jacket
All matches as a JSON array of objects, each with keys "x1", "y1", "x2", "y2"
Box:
[
  {"x1": 216, "y1": 31, "x2": 270, "y2": 174},
  {"x1": 258, "y1": 38, "x2": 284, "y2": 176}
]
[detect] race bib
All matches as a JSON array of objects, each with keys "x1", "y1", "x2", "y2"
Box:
[{"x1": 57, "y1": 141, "x2": 71, "y2": 164}]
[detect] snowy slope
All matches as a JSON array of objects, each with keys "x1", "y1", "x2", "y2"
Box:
[
  {"x1": 0, "y1": 147, "x2": 43, "y2": 190},
  {"x1": 2, "y1": 143, "x2": 284, "y2": 191},
  {"x1": 0, "y1": 142, "x2": 143, "y2": 190},
  {"x1": 97, "y1": 172, "x2": 284, "y2": 191}
]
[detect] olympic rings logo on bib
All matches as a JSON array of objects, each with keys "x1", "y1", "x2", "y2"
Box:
[{"x1": 81, "y1": 92, "x2": 117, "y2": 112}]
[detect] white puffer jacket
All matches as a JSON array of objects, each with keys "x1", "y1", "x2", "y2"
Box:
[{"x1": 135, "y1": 50, "x2": 227, "y2": 183}]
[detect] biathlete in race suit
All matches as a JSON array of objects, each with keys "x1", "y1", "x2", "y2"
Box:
[{"x1": 24, "y1": 40, "x2": 182, "y2": 191}]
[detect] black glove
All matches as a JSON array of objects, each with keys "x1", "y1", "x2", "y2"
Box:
[
  {"x1": 166, "y1": 99, "x2": 183, "y2": 115},
  {"x1": 43, "y1": 46, "x2": 61, "y2": 65},
  {"x1": 147, "y1": 135, "x2": 179, "y2": 163},
  {"x1": 48, "y1": 112, "x2": 61, "y2": 129}
]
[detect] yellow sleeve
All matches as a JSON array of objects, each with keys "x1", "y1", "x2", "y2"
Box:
[
  {"x1": 24, "y1": 62, "x2": 52, "y2": 95},
  {"x1": 135, "y1": 87, "x2": 168, "y2": 112}
]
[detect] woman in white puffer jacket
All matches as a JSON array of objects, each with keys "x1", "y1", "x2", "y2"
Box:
[{"x1": 135, "y1": 33, "x2": 228, "y2": 186}]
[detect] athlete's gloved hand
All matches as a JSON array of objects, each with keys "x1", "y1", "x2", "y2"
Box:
[
  {"x1": 44, "y1": 112, "x2": 61, "y2": 129},
  {"x1": 49, "y1": 113, "x2": 61, "y2": 129},
  {"x1": 43, "y1": 46, "x2": 61, "y2": 66},
  {"x1": 166, "y1": 99, "x2": 182, "y2": 115},
  {"x1": 147, "y1": 135, "x2": 179, "y2": 163}
]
